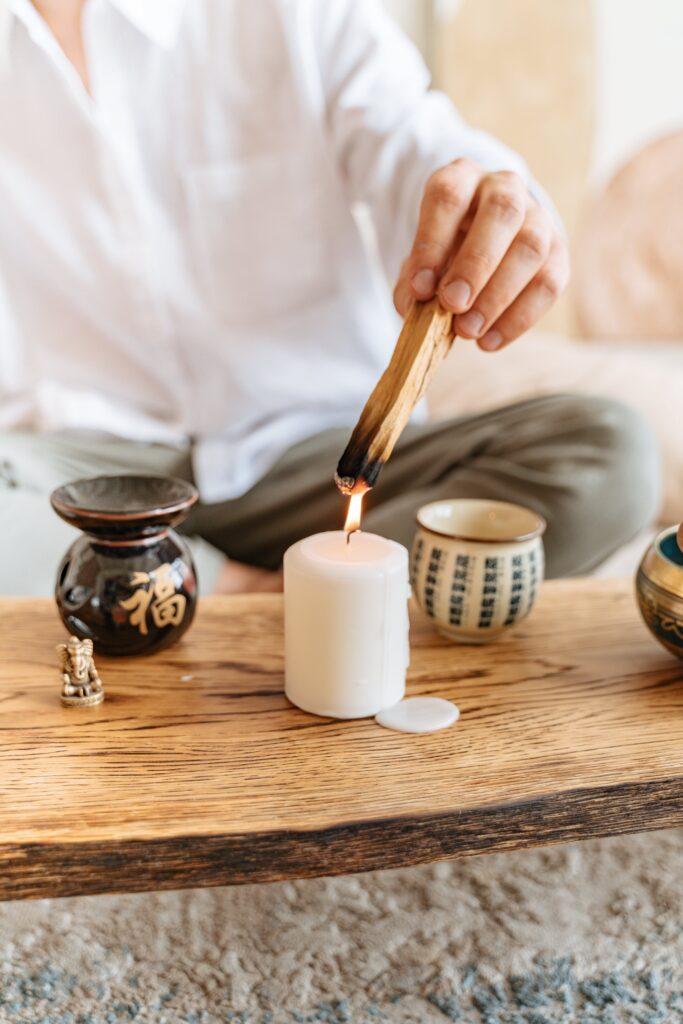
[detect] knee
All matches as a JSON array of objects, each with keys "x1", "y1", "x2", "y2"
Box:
[
  {"x1": 544, "y1": 396, "x2": 661, "y2": 576},
  {"x1": 580, "y1": 396, "x2": 661, "y2": 535}
]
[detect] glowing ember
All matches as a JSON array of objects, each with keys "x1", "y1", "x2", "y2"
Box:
[{"x1": 344, "y1": 492, "x2": 364, "y2": 539}]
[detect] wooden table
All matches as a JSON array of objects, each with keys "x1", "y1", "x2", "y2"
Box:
[{"x1": 1, "y1": 580, "x2": 681, "y2": 902}]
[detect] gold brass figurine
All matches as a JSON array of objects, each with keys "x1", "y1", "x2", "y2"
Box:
[{"x1": 57, "y1": 636, "x2": 104, "y2": 707}]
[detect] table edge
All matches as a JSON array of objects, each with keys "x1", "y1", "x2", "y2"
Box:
[{"x1": 3, "y1": 773, "x2": 682, "y2": 901}]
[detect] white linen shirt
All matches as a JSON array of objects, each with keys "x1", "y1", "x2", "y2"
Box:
[{"x1": 0, "y1": 0, "x2": 540, "y2": 501}]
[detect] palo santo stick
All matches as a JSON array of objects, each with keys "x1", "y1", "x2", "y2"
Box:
[{"x1": 336, "y1": 298, "x2": 454, "y2": 495}]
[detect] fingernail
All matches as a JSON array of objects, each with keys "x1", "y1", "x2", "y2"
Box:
[
  {"x1": 479, "y1": 330, "x2": 504, "y2": 352},
  {"x1": 442, "y1": 279, "x2": 472, "y2": 311},
  {"x1": 411, "y1": 268, "x2": 437, "y2": 296},
  {"x1": 457, "y1": 310, "x2": 485, "y2": 337}
]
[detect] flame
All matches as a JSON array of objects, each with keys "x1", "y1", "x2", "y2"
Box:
[{"x1": 344, "y1": 492, "x2": 364, "y2": 536}]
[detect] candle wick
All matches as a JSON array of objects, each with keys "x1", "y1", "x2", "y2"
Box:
[{"x1": 346, "y1": 529, "x2": 360, "y2": 545}]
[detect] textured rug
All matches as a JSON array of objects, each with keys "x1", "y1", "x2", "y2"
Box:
[{"x1": 3, "y1": 829, "x2": 683, "y2": 1023}]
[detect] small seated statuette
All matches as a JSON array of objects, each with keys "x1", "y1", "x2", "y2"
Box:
[{"x1": 57, "y1": 636, "x2": 104, "y2": 707}]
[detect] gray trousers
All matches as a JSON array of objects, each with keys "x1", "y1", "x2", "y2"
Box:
[{"x1": 0, "y1": 395, "x2": 660, "y2": 596}]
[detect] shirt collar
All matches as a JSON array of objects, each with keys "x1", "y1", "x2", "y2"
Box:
[
  {"x1": 106, "y1": 0, "x2": 187, "y2": 49},
  {"x1": 4, "y1": 0, "x2": 187, "y2": 52}
]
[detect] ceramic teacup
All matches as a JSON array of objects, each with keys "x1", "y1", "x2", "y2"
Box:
[{"x1": 411, "y1": 499, "x2": 546, "y2": 642}]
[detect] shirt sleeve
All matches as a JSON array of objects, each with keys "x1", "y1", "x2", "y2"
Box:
[{"x1": 310, "y1": 0, "x2": 558, "y2": 283}]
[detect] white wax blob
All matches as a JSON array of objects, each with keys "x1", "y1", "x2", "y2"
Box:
[{"x1": 375, "y1": 697, "x2": 460, "y2": 734}]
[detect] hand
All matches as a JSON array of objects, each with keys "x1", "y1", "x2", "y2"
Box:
[{"x1": 394, "y1": 160, "x2": 570, "y2": 351}]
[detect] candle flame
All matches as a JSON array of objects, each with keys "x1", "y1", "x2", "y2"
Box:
[{"x1": 344, "y1": 492, "x2": 364, "y2": 538}]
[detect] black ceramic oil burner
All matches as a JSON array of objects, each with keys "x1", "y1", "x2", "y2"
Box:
[{"x1": 51, "y1": 475, "x2": 199, "y2": 656}]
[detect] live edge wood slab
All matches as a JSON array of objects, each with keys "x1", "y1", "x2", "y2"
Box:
[{"x1": 0, "y1": 580, "x2": 682, "y2": 902}]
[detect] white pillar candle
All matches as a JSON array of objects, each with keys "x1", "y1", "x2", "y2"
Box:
[{"x1": 284, "y1": 531, "x2": 410, "y2": 719}]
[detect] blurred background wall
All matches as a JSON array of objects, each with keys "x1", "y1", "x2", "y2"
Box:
[{"x1": 382, "y1": 0, "x2": 683, "y2": 339}]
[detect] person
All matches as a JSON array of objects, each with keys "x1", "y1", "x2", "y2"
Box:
[{"x1": 0, "y1": 0, "x2": 659, "y2": 596}]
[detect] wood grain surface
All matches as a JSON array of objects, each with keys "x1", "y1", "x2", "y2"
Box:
[{"x1": 0, "y1": 580, "x2": 681, "y2": 902}]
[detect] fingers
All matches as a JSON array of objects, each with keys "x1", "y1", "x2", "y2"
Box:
[
  {"x1": 438, "y1": 171, "x2": 528, "y2": 314},
  {"x1": 394, "y1": 159, "x2": 482, "y2": 317},
  {"x1": 476, "y1": 236, "x2": 570, "y2": 352},
  {"x1": 396, "y1": 164, "x2": 567, "y2": 345},
  {"x1": 453, "y1": 203, "x2": 553, "y2": 340}
]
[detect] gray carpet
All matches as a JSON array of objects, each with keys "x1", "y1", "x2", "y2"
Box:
[{"x1": 2, "y1": 829, "x2": 683, "y2": 1022}]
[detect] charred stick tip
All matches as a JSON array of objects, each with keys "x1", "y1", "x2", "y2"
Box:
[
  {"x1": 335, "y1": 473, "x2": 356, "y2": 496},
  {"x1": 334, "y1": 460, "x2": 384, "y2": 497}
]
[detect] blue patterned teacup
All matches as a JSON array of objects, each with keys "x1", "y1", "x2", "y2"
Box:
[{"x1": 411, "y1": 499, "x2": 546, "y2": 643}]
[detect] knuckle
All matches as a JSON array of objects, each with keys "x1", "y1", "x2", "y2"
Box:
[
  {"x1": 504, "y1": 310, "x2": 534, "y2": 338},
  {"x1": 487, "y1": 188, "x2": 525, "y2": 221},
  {"x1": 536, "y1": 266, "x2": 567, "y2": 301},
  {"x1": 426, "y1": 173, "x2": 468, "y2": 210},
  {"x1": 491, "y1": 169, "x2": 523, "y2": 187},
  {"x1": 462, "y1": 247, "x2": 493, "y2": 276},
  {"x1": 412, "y1": 239, "x2": 449, "y2": 262},
  {"x1": 450, "y1": 156, "x2": 476, "y2": 175},
  {"x1": 516, "y1": 226, "x2": 550, "y2": 262}
]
